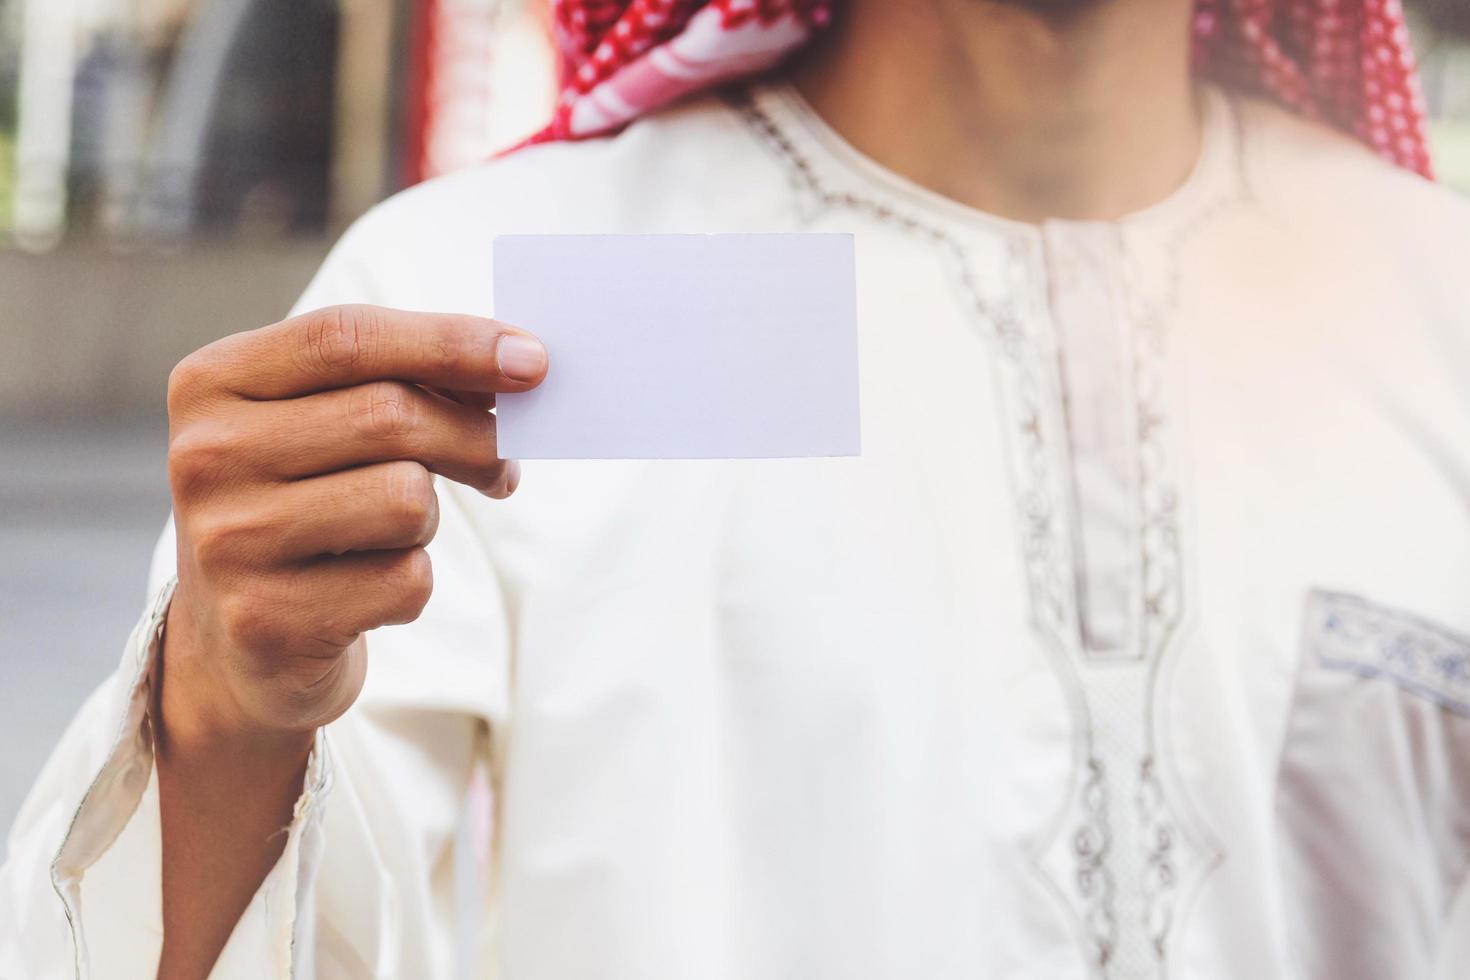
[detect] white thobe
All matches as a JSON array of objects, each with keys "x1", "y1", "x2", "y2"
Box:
[{"x1": 3, "y1": 83, "x2": 1470, "y2": 979}]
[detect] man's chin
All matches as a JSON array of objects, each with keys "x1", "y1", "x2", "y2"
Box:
[{"x1": 987, "y1": 0, "x2": 1110, "y2": 15}]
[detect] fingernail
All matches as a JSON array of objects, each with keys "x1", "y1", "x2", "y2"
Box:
[
  {"x1": 483, "y1": 460, "x2": 520, "y2": 500},
  {"x1": 495, "y1": 334, "x2": 547, "y2": 383}
]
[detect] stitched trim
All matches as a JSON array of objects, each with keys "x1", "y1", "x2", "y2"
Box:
[
  {"x1": 727, "y1": 85, "x2": 1247, "y2": 976},
  {"x1": 1307, "y1": 591, "x2": 1470, "y2": 716},
  {"x1": 728, "y1": 85, "x2": 1117, "y2": 965},
  {"x1": 1076, "y1": 756, "x2": 1118, "y2": 966},
  {"x1": 51, "y1": 575, "x2": 177, "y2": 980},
  {"x1": 725, "y1": 85, "x2": 1079, "y2": 654}
]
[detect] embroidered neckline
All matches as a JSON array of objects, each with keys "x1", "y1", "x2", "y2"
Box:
[
  {"x1": 728, "y1": 83, "x2": 1240, "y2": 976},
  {"x1": 746, "y1": 81, "x2": 1241, "y2": 241}
]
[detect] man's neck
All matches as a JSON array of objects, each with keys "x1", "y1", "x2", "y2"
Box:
[{"x1": 788, "y1": 0, "x2": 1203, "y2": 224}]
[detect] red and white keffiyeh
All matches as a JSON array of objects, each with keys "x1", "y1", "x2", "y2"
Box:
[{"x1": 531, "y1": 0, "x2": 1433, "y2": 178}]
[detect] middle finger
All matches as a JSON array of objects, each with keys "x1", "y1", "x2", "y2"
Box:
[{"x1": 246, "y1": 380, "x2": 513, "y2": 495}]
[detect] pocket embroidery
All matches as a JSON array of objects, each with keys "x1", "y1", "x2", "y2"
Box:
[
  {"x1": 1307, "y1": 590, "x2": 1470, "y2": 716},
  {"x1": 1277, "y1": 591, "x2": 1470, "y2": 980}
]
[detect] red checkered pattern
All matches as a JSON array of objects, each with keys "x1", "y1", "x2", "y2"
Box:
[
  {"x1": 552, "y1": 0, "x2": 829, "y2": 93},
  {"x1": 1193, "y1": 0, "x2": 1432, "y2": 176},
  {"x1": 532, "y1": 0, "x2": 1432, "y2": 178}
]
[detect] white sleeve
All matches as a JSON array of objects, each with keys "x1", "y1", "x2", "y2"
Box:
[{"x1": 0, "y1": 204, "x2": 515, "y2": 979}]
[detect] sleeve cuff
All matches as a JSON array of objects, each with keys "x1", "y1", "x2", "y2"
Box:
[{"x1": 50, "y1": 578, "x2": 333, "y2": 979}]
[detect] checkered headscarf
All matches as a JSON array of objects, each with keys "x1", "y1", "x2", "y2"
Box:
[{"x1": 533, "y1": 0, "x2": 1433, "y2": 178}]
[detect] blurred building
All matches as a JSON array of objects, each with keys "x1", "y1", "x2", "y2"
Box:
[
  {"x1": 0, "y1": 0, "x2": 555, "y2": 251},
  {"x1": 0, "y1": 0, "x2": 556, "y2": 421},
  {"x1": 1, "y1": 0, "x2": 1468, "y2": 256}
]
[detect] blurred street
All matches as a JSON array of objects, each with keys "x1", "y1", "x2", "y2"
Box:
[{"x1": 0, "y1": 419, "x2": 169, "y2": 832}]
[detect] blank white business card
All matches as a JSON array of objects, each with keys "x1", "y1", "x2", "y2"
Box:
[{"x1": 493, "y1": 233, "x2": 861, "y2": 460}]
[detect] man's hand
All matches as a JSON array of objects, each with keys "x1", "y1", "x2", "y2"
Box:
[
  {"x1": 155, "y1": 305, "x2": 547, "y2": 979},
  {"x1": 164, "y1": 304, "x2": 545, "y2": 736}
]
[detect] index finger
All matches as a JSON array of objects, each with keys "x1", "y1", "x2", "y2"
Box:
[{"x1": 222, "y1": 305, "x2": 548, "y2": 400}]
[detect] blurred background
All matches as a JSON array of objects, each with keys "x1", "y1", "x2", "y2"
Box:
[
  {"x1": 0, "y1": 0, "x2": 1468, "y2": 832},
  {"x1": 0, "y1": 0, "x2": 558, "y2": 831}
]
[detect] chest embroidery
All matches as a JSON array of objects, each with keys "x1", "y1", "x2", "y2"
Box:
[{"x1": 732, "y1": 87, "x2": 1249, "y2": 978}]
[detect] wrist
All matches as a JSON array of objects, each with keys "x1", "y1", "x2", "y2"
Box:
[{"x1": 155, "y1": 593, "x2": 314, "y2": 769}]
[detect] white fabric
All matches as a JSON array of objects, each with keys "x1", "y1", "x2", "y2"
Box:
[{"x1": 3, "y1": 83, "x2": 1470, "y2": 979}]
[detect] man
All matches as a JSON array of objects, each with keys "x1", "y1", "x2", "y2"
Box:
[{"x1": 4, "y1": 0, "x2": 1468, "y2": 976}]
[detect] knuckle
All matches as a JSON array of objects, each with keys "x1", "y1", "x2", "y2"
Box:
[
  {"x1": 456, "y1": 416, "x2": 502, "y2": 494},
  {"x1": 381, "y1": 461, "x2": 435, "y2": 527},
  {"x1": 424, "y1": 321, "x2": 464, "y2": 377},
  {"x1": 393, "y1": 481, "x2": 441, "y2": 545},
  {"x1": 419, "y1": 489, "x2": 442, "y2": 545},
  {"x1": 167, "y1": 424, "x2": 232, "y2": 497},
  {"x1": 470, "y1": 411, "x2": 499, "y2": 468},
  {"x1": 393, "y1": 549, "x2": 434, "y2": 620},
  {"x1": 188, "y1": 513, "x2": 252, "y2": 574},
  {"x1": 217, "y1": 592, "x2": 274, "y2": 653},
  {"x1": 166, "y1": 348, "x2": 220, "y2": 416},
  {"x1": 349, "y1": 380, "x2": 418, "y2": 442},
  {"x1": 300, "y1": 304, "x2": 379, "y2": 377}
]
